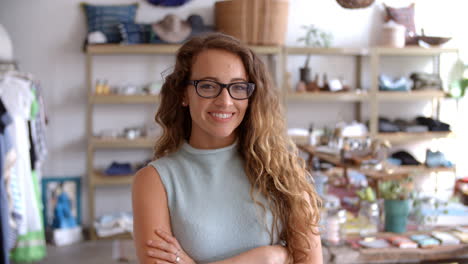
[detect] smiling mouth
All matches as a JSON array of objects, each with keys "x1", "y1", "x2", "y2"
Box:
[{"x1": 209, "y1": 112, "x2": 234, "y2": 119}]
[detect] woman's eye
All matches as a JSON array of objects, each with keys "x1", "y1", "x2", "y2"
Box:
[
  {"x1": 200, "y1": 84, "x2": 216, "y2": 90},
  {"x1": 231, "y1": 84, "x2": 247, "y2": 91}
]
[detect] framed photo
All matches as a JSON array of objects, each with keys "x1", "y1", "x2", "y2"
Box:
[{"x1": 41, "y1": 177, "x2": 81, "y2": 228}]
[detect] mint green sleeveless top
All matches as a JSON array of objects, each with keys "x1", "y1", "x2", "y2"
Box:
[{"x1": 149, "y1": 141, "x2": 279, "y2": 263}]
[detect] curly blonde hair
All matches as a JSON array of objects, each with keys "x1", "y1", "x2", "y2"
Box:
[{"x1": 153, "y1": 33, "x2": 321, "y2": 263}]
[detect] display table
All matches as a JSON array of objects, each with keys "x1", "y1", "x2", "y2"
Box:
[{"x1": 322, "y1": 238, "x2": 468, "y2": 264}]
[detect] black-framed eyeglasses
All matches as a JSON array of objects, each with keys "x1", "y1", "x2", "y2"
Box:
[{"x1": 187, "y1": 79, "x2": 255, "y2": 100}]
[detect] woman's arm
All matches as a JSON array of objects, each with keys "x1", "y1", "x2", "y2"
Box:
[
  {"x1": 132, "y1": 166, "x2": 174, "y2": 264},
  {"x1": 148, "y1": 230, "x2": 287, "y2": 264},
  {"x1": 295, "y1": 193, "x2": 323, "y2": 264},
  {"x1": 132, "y1": 166, "x2": 288, "y2": 264}
]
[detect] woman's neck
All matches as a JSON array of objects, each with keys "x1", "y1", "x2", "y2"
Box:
[{"x1": 188, "y1": 134, "x2": 237, "y2": 149}]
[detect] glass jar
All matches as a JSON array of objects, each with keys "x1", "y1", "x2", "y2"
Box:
[
  {"x1": 323, "y1": 209, "x2": 347, "y2": 246},
  {"x1": 358, "y1": 201, "x2": 380, "y2": 236}
]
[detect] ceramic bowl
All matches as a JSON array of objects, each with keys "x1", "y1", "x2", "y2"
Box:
[{"x1": 418, "y1": 36, "x2": 451, "y2": 46}]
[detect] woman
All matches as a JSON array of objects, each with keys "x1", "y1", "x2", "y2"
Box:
[{"x1": 132, "y1": 33, "x2": 322, "y2": 264}]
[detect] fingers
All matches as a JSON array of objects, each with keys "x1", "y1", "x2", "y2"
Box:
[
  {"x1": 153, "y1": 261, "x2": 175, "y2": 264},
  {"x1": 155, "y1": 229, "x2": 182, "y2": 249},
  {"x1": 147, "y1": 239, "x2": 179, "y2": 254},
  {"x1": 147, "y1": 249, "x2": 178, "y2": 263}
]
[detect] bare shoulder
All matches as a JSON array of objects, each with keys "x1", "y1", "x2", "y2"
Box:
[
  {"x1": 132, "y1": 165, "x2": 164, "y2": 197},
  {"x1": 133, "y1": 165, "x2": 161, "y2": 184}
]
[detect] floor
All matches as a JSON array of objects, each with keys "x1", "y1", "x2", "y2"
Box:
[{"x1": 37, "y1": 240, "x2": 137, "y2": 264}]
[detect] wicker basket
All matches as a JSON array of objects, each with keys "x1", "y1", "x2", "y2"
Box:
[
  {"x1": 336, "y1": 0, "x2": 374, "y2": 9},
  {"x1": 215, "y1": 0, "x2": 289, "y2": 45}
]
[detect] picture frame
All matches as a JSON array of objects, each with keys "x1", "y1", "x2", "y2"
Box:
[{"x1": 41, "y1": 176, "x2": 81, "y2": 228}]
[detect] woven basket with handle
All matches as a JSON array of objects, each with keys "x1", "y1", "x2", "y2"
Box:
[
  {"x1": 336, "y1": 0, "x2": 374, "y2": 9},
  {"x1": 215, "y1": 0, "x2": 289, "y2": 45}
]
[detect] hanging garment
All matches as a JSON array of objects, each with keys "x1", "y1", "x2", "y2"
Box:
[
  {"x1": 0, "y1": 76, "x2": 46, "y2": 262},
  {"x1": 0, "y1": 99, "x2": 20, "y2": 254},
  {"x1": 0, "y1": 98, "x2": 13, "y2": 264},
  {"x1": 28, "y1": 84, "x2": 47, "y2": 171}
]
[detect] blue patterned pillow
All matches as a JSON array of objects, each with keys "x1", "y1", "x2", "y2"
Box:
[
  {"x1": 82, "y1": 3, "x2": 138, "y2": 43},
  {"x1": 119, "y1": 22, "x2": 151, "y2": 44}
]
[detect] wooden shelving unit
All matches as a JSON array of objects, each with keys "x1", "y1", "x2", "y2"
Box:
[
  {"x1": 376, "y1": 131, "x2": 454, "y2": 143},
  {"x1": 90, "y1": 94, "x2": 160, "y2": 104},
  {"x1": 287, "y1": 91, "x2": 369, "y2": 102},
  {"x1": 85, "y1": 43, "x2": 283, "y2": 240},
  {"x1": 92, "y1": 171, "x2": 133, "y2": 186},
  {"x1": 368, "y1": 46, "x2": 458, "y2": 137},
  {"x1": 90, "y1": 137, "x2": 155, "y2": 149},
  {"x1": 376, "y1": 90, "x2": 447, "y2": 101},
  {"x1": 85, "y1": 44, "x2": 458, "y2": 239}
]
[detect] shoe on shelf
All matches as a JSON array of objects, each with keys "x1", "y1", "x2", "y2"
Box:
[
  {"x1": 425, "y1": 149, "x2": 453, "y2": 168},
  {"x1": 415, "y1": 116, "x2": 450, "y2": 132},
  {"x1": 391, "y1": 151, "x2": 421, "y2": 166},
  {"x1": 104, "y1": 162, "x2": 133, "y2": 176}
]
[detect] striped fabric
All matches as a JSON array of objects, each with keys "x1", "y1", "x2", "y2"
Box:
[{"x1": 82, "y1": 3, "x2": 138, "y2": 43}]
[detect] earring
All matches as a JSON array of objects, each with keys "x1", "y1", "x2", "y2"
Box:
[{"x1": 182, "y1": 101, "x2": 187, "y2": 106}]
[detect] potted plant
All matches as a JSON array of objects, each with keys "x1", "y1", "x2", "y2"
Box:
[
  {"x1": 379, "y1": 178, "x2": 413, "y2": 233},
  {"x1": 297, "y1": 25, "x2": 333, "y2": 83}
]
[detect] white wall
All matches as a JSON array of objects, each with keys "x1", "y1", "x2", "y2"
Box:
[{"x1": 1, "y1": 0, "x2": 467, "y2": 225}]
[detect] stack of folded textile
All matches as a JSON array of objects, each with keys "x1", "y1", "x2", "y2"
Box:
[
  {"x1": 94, "y1": 212, "x2": 133, "y2": 238},
  {"x1": 378, "y1": 116, "x2": 450, "y2": 133}
]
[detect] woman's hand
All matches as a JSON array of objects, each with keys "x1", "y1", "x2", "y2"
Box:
[{"x1": 146, "y1": 229, "x2": 196, "y2": 264}]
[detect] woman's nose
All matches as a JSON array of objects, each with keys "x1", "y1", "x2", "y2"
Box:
[{"x1": 214, "y1": 87, "x2": 233, "y2": 106}]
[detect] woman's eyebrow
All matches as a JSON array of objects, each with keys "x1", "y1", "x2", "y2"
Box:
[{"x1": 198, "y1": 76, "x2": 248, "y2": 82}]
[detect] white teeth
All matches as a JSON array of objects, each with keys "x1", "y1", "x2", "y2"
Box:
[{"x1": 211, "y1": 113, "x2": 232, "y2": 119}]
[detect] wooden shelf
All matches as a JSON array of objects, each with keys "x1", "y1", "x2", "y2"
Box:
[
  {"x1": 90, "y1": 137, "x2": 154, "y2": 149},
  {"x1": 249, "y1": 45, "x2": 282, "y2": 54},
  {"x1": 286, "y1": 46, "x2": 369, "y2": 56},
  {"x1": 360, "y1": 165, "x2": 455, "y2": 181},
  {"x1": 377, "y1": 90, "x2": 447, "y2": 101},
  {"x1": 92, "y1": 171, "x2": 133, "y2": 186},
  {"x1": 86, "y1": 44, "x2": 282, "y2": 55},
  {"x1": 373, "y1": 46, "x2": 458, "y2": 56},
  {"x1": 287, "y1": 91, "x2": 369, "y2": 101},
  {"x1": 90, "y1": 94, "x2": 160, "y2": 104},
  {"x1": 376, "y1": 132, "x2": 454, "y2": 143},
  {"x1": 87, "y1": 44, "x2": 179, "y2": 54},
  {"x1": 94, "y1": 231, "x2": 133, "y2": 240}
]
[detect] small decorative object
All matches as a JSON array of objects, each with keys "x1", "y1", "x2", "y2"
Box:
[
  {"x1": 379, "y1": 178, "x2": 413, "y2": 233},
  {"x1": 384, "y1": 3, "x2": 417, "y2": 45},
  {"x1": 297, "y1": 25, "x2": 333, "y2": 83},
  {"x1": 306, "y1": 74, "x2": 320, "y2": 92},
  {"x1": 321, "y1": 73, "x2": 330, "y2": 91},
  {"x1": 387, "y1": 235, "x2": 418, "y2": 249},
  {"x1": 380, "y1": 20, "x2": 406, "y2": 48},
  {"x1": 187, "y1": 14, "x2": 214, "y2": 37},
  {"x1": 146, "y1": 0, "x2": 191, "y2": 7},
  {"x1": 410, "y1": 72, "x2": 442, "y2": 91},
  {"x1": 329, "y1": 78, "x2": 343, "y2": 92},
  {"x1": 87, "y1": 31, "x2": 107, "y2": 44},
  {"x1": 336, "y1": 0, "x2": 374, "y2": 9},
  {"x1": 144, "y1": 82, "x2": 162, "y2": 95},
  {"x1": 152, "y1": 14, "x2": 192, "y2": 43},
  {"x1": 296, "y1": 81, "x2": 306, "y2": 92},
  {"x1": 42, "y1": 177, "x2": 82, "y2": 229}
]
